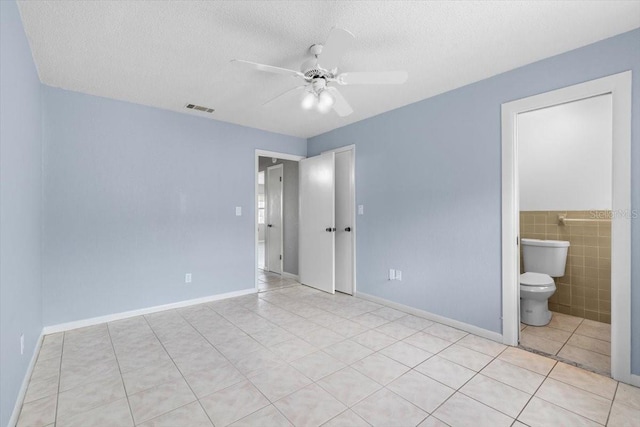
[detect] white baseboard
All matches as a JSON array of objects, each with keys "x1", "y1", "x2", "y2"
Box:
[
  {"x1": 281, "y1": 272, "x2": 299, "y2": 281},
  {"x1": 8, "y1": 331, "x2": 44, "y2": 427},
  {"x1": 356, "y1": 292, "x2": 504, "y2": 343},
  {"x1": 42, "y1": 288, "x2": 256, "y2": 335}
]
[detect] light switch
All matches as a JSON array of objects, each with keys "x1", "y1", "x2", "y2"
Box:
[
  {"x1": 389, "y1": 269, "x2": 395, "y2": 280},
  {"x1": 358, "y1": 205, "x2": 364, "y2": 215},
  {"x1": 235, "y1": 206, "x2": 242, "y2": 216}
]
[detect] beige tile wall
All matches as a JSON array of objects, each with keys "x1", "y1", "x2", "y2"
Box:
[{"x1": 520, "y1": 211, "x2": 611, "y2": 323}]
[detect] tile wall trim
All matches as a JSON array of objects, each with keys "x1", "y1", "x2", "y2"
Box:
[
  {"x1": 41, "y1": 288, "x2": 257, "y2": 335},
  {"x1": 356, "y1": 292, "x2": 503, "y2": 343},
  {"x1": 8, "y1": 331, "x2": 44, "y2": 427}
]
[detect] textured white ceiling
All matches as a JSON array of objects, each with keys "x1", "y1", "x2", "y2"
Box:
[{"x1": 17, "y1": 1, "x2": 640, "y2": 138}]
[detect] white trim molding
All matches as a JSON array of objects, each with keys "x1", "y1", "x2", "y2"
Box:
[
  {"x1": 42, "y1": 288, "x2": 256, "y2": 335},
  {"x1": 501, "y1": 71, "x2": 632, "y2": 383},
  {"x1": 8, "y1": 332, "x2": 44, "y2": 427},
  {"x1": 357, "y1": 292, "x2": 503, "y2": 343}
]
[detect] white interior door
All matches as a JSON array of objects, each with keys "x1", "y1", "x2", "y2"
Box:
[
  {"x1": 299, "y1": 152, "x2": 335, "y2": 293},
  {"x1": 335, "y1": 149, "x2": 354, "y2": 294},
  {"x1": 266, "y1": 164, "x2": 283, "y2": 274}
]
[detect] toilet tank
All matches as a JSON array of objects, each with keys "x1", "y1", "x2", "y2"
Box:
[{"x1": 521, "y1": 238, "x2": 570, "y2": 277}]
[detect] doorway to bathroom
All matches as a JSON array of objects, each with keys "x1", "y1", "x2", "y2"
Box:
[{"x1": 501, "y1": 72, "x2": 632, "y2": 383}]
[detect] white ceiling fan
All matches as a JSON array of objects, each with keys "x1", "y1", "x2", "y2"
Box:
[{"x1": 231, "y1": 27, "x2": 408, "y2": 117}]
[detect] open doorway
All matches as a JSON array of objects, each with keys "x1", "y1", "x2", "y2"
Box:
[
  {"x1": 255, "y1": 150, "x2": 304, "y2": 292},
  {"x1": 501, "y1": 72, "x2": 632, "y2": 382}
]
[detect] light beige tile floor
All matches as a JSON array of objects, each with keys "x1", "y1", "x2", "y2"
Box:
[
  {"x1": 520, "y1": 311, "x2": 612, "y2": 375},
  {"x1": 17, "y1": 280, "x2": 638, "y2": 427}
]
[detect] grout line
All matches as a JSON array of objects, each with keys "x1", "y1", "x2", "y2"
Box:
[
  {"x1": 52, "y1": 332, "x2": 65, "y2": 425},
  {"x1": 140, "y1": 312, "x2": 218, "y2": 426},
  {"x1": 605, "y1": 381, "x2": 620, "y2": 425},
  {"x1": 105, "y1": 323, "x2": 136, "y2": 425}
]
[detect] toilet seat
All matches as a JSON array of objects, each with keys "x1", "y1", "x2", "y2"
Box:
[{"x1": 520, "y1": 272, "x2": 554, "y2": 287}]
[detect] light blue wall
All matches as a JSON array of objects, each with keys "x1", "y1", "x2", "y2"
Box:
[
  {"x1": 0, "y1": 1, "x2": 44, "y2": 425},
  {"x1": 42, "y1": 87, "x2": 306, "y2": 325},
  {"x1": 308, "y1": 29, "x2": 640, "y2": 374}
]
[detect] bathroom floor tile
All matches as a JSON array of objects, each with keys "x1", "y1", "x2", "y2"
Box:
[
  {"x1": 519, "y1": 330, "x2": 564, "y2": 355},
  {"x1": 574, "y1": 319, "x2": 611, "y2": 342},
  {"x1": 547, "y1": 312, "x2": 584, "y2": 332},
  {"x1": 566, "y1": 333, "x2": 611, "y2": 356},
  {"x1": 520, "y1": 324, "x2": 572, "y2": 344},
  {"x1": 557, "y1": 344, "x2": 611, "y2": 375}
]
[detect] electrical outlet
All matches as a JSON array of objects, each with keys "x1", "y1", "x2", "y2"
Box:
[
  {"x1": 388, "y1": 269, "x2": 396, "y2": 280},
  {"x1": 235, "y1": 206, "x2": 242, "y2": 216},
  {"x1": 185, "y1": 273, "x2": 192, "y2": 284},
  {"x1": 20, "y1": 334, "x2": 24, "y2": 355},
  {"x1": 358, "y1": 205, "x2": 364, "y2": 215},
  {"x1": 395, "y1": 270, "x2": 402, "y2": 281}
]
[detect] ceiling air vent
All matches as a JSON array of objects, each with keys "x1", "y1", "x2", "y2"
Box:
[{"x1": 185, "y1": 103, "x2": 214, "y2": 114}]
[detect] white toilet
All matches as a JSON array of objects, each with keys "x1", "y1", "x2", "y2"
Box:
[{"x1": 520, "y1": 238, "x2": 570, "y2": 326}]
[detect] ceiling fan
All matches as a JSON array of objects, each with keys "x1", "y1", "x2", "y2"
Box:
[{"x1": 231, "y1": 27, "x2": 408, "y2": 117}]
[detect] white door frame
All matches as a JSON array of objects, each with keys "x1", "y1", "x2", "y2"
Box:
[
  {"x1": 322, "y1": 144, "x2": 357, "y2": 295},
  {"x1": 501, "y1": 71, "x2": 632, "y2": 383},
  {"x1": 266, "y1": 163, "x2": 284, "y2": 274},
  {"x1": 255, "y1": 150, "x2": 305, "y2": 290}
]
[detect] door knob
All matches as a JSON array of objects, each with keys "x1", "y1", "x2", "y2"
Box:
[
  {"x1": 326, "y1": 227, "x2": 332, "y2": 232},
  {"x1": 267, "y1": 224, "x2": 273, "y2": 227},
  {"x1": 345, "y1": 227, "x2": 351, "y2": 232}
]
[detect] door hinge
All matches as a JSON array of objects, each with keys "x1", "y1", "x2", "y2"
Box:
[
  {"x1": 279, "y1": 176, "x2": 282, "y2": 182},
  {"x1": 279, "y1": 255, "x2": 282, "y2": 260}
]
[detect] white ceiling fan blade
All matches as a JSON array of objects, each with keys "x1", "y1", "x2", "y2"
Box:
[
  {"x1": 317, "y1": 27, "x2": 354, "y2": 71},
  {"x1": 231, "y1": 59, "x2": 305, "y2": 79},
  {"x1": 326, "y1": 87, "x2": 353, "y2": 117},
  {"x1": 263, "y1": 85, "x2": 306, "y2": 106},
  {"x1": 337, "y1": 71, "x2": 408, "y2": 85}
]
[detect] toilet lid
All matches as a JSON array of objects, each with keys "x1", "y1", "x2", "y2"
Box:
[{"x1": 520, "y1": 272, "x2": 554, "y2": 286}]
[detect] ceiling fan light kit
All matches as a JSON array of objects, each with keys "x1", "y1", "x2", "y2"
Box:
[{"x1": 232, "y1": 27, "x2": 408, "y2": 117}]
